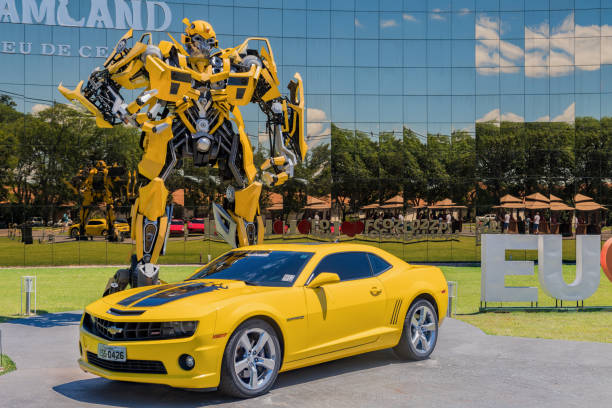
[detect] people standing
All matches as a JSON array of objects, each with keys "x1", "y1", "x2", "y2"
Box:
[
  {"x1": 503, "y1": 212, "x2": 510, "y2": 233},
  {"x1": 533, "y1": 212, "x2": 541, "y2": 235}
]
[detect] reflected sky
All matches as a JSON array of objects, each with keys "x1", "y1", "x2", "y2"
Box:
[{"x1": 0, "y1": 1, "x2": 611, "y2": 137}]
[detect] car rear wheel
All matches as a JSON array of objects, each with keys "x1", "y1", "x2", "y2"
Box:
[
  {"x1": 393, "y1": 299, "x2": 438, "y2": 361},
  {"x1": 70, "y1": 228, "x2": 79, "y2": 238},
  {"x1": 219, "y1": 319, "x2": 281, "y2": 398}
]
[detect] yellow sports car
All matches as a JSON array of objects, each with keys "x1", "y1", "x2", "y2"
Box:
[
  {"x1": 78, "y1": 243, "x2": 448, "y2": 398},
  {"x1": 70, "y1": 218, "x2": 130, "y2": 238}
]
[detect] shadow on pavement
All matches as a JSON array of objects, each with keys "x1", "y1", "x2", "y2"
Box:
[
  {"x1": 53, "y1": 349, "x2": 406, "y2": 407},
  {"x1": 3, "y1": 311, "x2": 82, "y2": 328}
]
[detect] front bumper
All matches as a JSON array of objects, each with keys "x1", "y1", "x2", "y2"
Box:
[{"x1": 79, "y1": 327, "x2": 224, "y2": 389}]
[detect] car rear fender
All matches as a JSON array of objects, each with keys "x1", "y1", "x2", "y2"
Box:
[{"x1": 380, "y1": 266, "x2": 448, "y2": 325}]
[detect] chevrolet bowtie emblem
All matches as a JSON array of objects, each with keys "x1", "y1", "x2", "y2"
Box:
[{"x1": 107, "y1": 326, "x2": 123, "y2": 335}]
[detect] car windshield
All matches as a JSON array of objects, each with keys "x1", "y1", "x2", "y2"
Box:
[
  {"x1": 187, "y1": 250, "x2": 314, "y2": 287},
  {"x1": 115, "y1": 219, "x2": 127, "y2": 224}
]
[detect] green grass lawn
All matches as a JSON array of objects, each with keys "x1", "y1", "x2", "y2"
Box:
[
  {"x1": 443, "y1": 265, "x2": 612, "y2": 343},
  {"x1": 1, "y1": 264, "x2": 611, "y2": 343},
  {"x1": 0, "y1": 354, "x2": 16, "y2": 375}
]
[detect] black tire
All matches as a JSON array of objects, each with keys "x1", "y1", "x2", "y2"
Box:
[
  {"x1": 101, "y1": 229, "x2": 108, "y2": 236},
  {"x1": 219, "y1": 319, "x2": 282, "y2": 399},
  {"x1": 393, "y1": 299, "x2": 438, "y2": 361},
  {"x1": 70, "y1": 228, "x2": 79, "y2": 238}
]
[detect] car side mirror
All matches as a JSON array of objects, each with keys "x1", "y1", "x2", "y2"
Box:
[{"x1": 307, "y1": 272, "x2": 340, "y2": 289}]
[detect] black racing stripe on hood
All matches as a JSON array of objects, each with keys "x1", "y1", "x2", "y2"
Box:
[
  {"x1": 116, "y1": 284, "x2": 183, "y2": 306},
  {"x1": 131, "y1": 282, "x2": 228, "y2": 307}
]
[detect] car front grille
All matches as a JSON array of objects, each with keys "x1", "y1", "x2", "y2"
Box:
[
  {"x1": 82, "y1": 313, "x2": 196, "y2": 341},
  {"x1": 86, "y1": 352, "x2": 167, "y2": 374}
]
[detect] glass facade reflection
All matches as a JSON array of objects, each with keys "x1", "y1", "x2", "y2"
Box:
[{"x1": 1, "y1": 0, "x2": 612, "y2": 265}]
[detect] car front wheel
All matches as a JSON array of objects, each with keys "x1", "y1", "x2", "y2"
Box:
[
  {"x1": 219, "y1": 319, "x2": 281, "y2": 398},
  {"x1": 393, "y1": 298, "x2": 438, "y2": 361},
  {"x1": 70, "y1": 228, "x2": 79, "y2": 238}
]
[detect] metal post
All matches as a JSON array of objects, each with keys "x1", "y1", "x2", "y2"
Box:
[
  {"x1": 0, "y1": 328, "x2": 3, "y2": 371},
  {"x1": 21, "y1": 276, "x2": 36, "y2": 316},
  {"x1": 447, "y1": 281, "x2": 457, "y2": 317}
]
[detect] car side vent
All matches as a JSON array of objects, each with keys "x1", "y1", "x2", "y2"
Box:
[{"x1": 390, "y1": 299, "x2": 403, "y2": 325}]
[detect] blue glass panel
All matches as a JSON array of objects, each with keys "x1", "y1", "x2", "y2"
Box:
[
  {"x1": 307, "y1": 10, "x2": 330, "y2": 38},
  {"x1": 452, "y1": 95, "x2": 476, "y2": 122},
  {"x1": 209, "y1": 6, "x2": 234, "y2": 35},
  {"x1": 380, "y1": 67, "x2": 402, "y2": 95},
  {"x1": 428, "y1": 68, "x2": 452, "y2": 95},
  {"x1": 380, "y1": 12, "x2": 402, "y2": 39},
  {"x1": 500, "y1": 67, "x2": 525, "y2": 94},
  {"x1": 307, "y1": 66, "x2": 331, "y2": 94},
  {"x1": 575, "y1": 93, "x2": 600, "y2": 119},
  {"x1": 308, "y1": 39, "x2": 331, "y2": 65},
  {"x1": 356, "y1": 95, "x2": 379, "y2": 122},
  {"x1": 331, "y1": 11, "x2": 355, "y2": 38},
  {"x1": 525, "y1": 94, "x2": 549, "y2": 122},
  {"x1": 428, "y1": 96, "x2": 451, "y2": 121},
  {"x1": 427, "y1": 40, "x2": 451, "y2": 67},
  {"x1": 404, "y1": 40, "x2": 426, "y2": 67},
  {"x1": 380, "y1": 40, "x2": 403, "y2": 67},
  {"x1": 404, "y1": 96, "x2": 427, "y2": 121},
  {"x1": 402, "y1": 12, "x2": 426, "y2": 39},
  {"x1": 476, "y1": 0, "x2": 499, "y2": 12},
  {"x1": 331, "y1": 39, "x2": 355, "y2": 65},
  {"x1": 234, "y1": 7, "x2": 258, "y2": 36},
  {"x1": 380, "y1": 96, "x2": 403, "y2": 122},
  {"x1": 283, "y1": 38, "x2": 306, "y2": 65},
  {"x1": 428, "y1": 12, "x2": 451, "y2": 39},
  {"x1": 452, "y1": 40, "x2": 476, "y2": 67},
  {"x1": 453, "y1": 68, "x2": 476, "y2": 95},
  {"x1": 331, "y1": 94, "x2": 355, "y2": 122},
  {"x1": 283, "y1": 9, "x2": 306, "y2": 37},
  {"x1": 259, "y1": 8, "x2": 282, "y2": 37},
  {"x1": 355, "y1": 39, "x2": 378, "y2": 67},
  {"x1": 452, "y1": 11, "x2": 475, "y2": 39},
  {"x1": 331, "y1": 67, "x2": 355, "y2": 93},
  {"x1": 355, "y1": 12, "x2": 379, "y2": 39},
  {"x1": 356, "y1": 68, "x2": 379, "y2": 94},
  {"x1": 404, "y1": 68, "x2": 427, "y2": 94}
]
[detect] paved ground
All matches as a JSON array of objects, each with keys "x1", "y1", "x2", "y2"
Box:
[{"x1": 1, "y1": 312, "x2": 612, "y2": 408}]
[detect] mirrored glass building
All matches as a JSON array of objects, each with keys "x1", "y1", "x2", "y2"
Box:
[{"x1": 1, "y1": 0, "x2": 611, "y2": 265}]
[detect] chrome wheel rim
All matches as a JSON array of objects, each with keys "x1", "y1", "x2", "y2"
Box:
[
  {"x1": 233, "y1": 328, "x2": 277, "y2": 390},
  {"x1": 409, "y1": 305, "x2": 437, "y2": 354}
]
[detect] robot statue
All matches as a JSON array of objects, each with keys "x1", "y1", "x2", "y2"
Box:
[
  {"x1": 64, "y1": 160, "x2": 137, "y2": 241},
  {"x1": 58, "y1": 19, "x2": 306, "y2": 296}
]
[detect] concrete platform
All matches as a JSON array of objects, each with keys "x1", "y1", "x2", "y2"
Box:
[{"x1": 1, "y1": 312, "x2": 612, "y2": 407}]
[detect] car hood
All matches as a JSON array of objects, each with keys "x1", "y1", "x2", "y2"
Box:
[{"x1": 95, "y1": 280, "x2": 282, "y2": 318}]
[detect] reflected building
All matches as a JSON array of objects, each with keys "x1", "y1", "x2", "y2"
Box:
[{"x1": 1, "y1": 0, "x2": 611, "y2": 263}]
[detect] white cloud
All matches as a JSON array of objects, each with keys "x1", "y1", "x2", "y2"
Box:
[
  {"x1": 431, "y1": 13, "x2": 445, "y2": 21},
  {"x1": 307, "y1": 108, "x2": 327, "y2": 122},
  {"x1": 476, "y1": 12, "x2": 612, "y2": 78},
  {"x1": 381, "y1": 19, "x2": 397, "y2": 28},
  {"x1": 476, "y1": 108, "x2": 500, "y2": 123},
  {"x1": 31, "y1": 103, "x2": 50, "y2": 114},
  {"x1": 459, "y1": 8, "x2": 470, "y2": 16},
  {"x1": 402, "y1": 13, "x2": 416, "y2": 22},
  {"x1": 476, "y1": 108, "x2": 525, "y2": 124},
  {"x1": 552, "y1": 102, "x2": 575, "y2": 123},
  {"x1": 354, "y1": 18, "x2": 363, "y2": 28}
]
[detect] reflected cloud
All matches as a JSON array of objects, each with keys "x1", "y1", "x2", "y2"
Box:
[
  {"x1": 477, "y1": 102, "x2": 575, "y2": 124},
  {"x1": 31, "y1": 103, "x2": 51, "y2": 114},
  {"x1": 354, "y1": 18, "x2": 363, "y2": 28},
  {"x1": 431, "y1": 14, "x2": 445, "y2": 21},
  {"x1": 381, "y1": 19, "x2": 397, "y2": 28},
  {"x1": 476, "y1": 12, "x2": 612, "y2": 78},
  {"x1": 402, "y1": 13, "x2": 417, "y2": 22}
]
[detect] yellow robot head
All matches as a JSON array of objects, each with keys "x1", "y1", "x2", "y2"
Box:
[
  {"x1": 182, "y1": 18, "x2": 218, "y2": 57},
  {"x1": 95, "y1": 160, "x2": 107, "y2": 170}
]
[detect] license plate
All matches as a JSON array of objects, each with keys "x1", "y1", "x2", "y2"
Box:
[{"x1": 97, "y1": 344, "x2": 126, "y2": 362}]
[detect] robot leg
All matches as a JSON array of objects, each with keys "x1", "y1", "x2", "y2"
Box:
[
  {"x1": 213, "y1": 182, "x2": 264, "y2": 248},
  {"x1": 102, "y1": 177, "x2": 172, "y2": 296}
]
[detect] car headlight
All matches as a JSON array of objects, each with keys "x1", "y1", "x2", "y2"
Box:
[{"x1": 160, "y1": 321, "x2": 198, "y2": 337}]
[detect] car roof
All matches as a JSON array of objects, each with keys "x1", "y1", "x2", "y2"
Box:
[{"x1": 230, "y1": 242, "x2": 396, "y2": 258}]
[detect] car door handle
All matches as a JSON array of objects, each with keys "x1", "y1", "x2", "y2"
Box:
[{"x1": 370, "y1": 287, "x2": 382, "y2": 296}]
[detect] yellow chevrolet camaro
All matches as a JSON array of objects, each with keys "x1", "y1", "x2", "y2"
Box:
[{"x1": 78, "y1": 243, "x2": 448, "y2": 398}]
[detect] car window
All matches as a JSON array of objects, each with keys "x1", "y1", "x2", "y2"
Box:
[
  {"x1": 171, "y1": 220, "x2": 183, "y2": 225},
  {"x1": 188, "y1": 250, "x2": 314, "y2": 287},
  {"x1": 310, "y1": 252, "x2": 372, "y2": 282},
  {"x1": 367, "y1": 253, "x2": 392, "y2": 275},
  {"x1": 88, "y1": 220, "x2": 101, "y2": 225}
]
